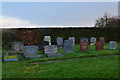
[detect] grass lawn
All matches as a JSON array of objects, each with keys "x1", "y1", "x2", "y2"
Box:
[
  {"x1": 2, "y1": 43, "x2": 119, "y2": 78},
  {"x1": 2, "y1": 56, "x2": 118, "y2": 78}
]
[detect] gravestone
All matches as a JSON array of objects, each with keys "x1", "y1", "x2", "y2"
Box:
[
  {"x1": 23, "y1": 46, "x2": 42, "y2": 59},
  {"x1": 90, "y1": 37, "x2": 96, "y2": 45},
  {"x1": 80, "y1": 40, "x2": 88, "y2": 51},
  {"x1": 96, "y1": 41, "x2": 104, "y2": 50},
  {"x1": 44, "y1": 36, "x2": 51, "y2": 45},
  {"x1": 64, "y1": 40, "x2": 73, "y2": 53},
  {"x1": 99, "y1": 37, "x2": 105, "y2": 44},
  {"x1": 44, "y1": 45, "x2": 58, "y2": 57},
  {"x1": 109, "y1": 41, "x2": 116, "y2": 50},
  {"x1": 57, "y1": 37, "x2": 63, "y2": 47},
  {"x1": 39, "y1": 41, "x2": 49, "y2": 50},
  {"x1": 68, "y1": 37, "x2": 75, "y2": 46},
  {"x1": 11, "y1": 42, "x2": 24, "y2": 51},
  {"x1": 80, "y1": 38, "x2": 89, "y2": 42}
]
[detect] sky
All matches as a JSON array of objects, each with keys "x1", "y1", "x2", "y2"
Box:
[{"x1": 1, "y1": 2, "x2": 118, "y2": 28}]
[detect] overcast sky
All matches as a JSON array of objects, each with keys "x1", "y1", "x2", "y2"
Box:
[{"x1": 1, "y1": 2, "x2": 118, "y2": 28}]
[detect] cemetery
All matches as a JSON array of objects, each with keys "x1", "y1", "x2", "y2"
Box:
[{"x1": 1, "y1": 28, "x2": 119, "y2": 78}]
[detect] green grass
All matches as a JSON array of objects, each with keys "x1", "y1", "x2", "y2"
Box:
[
  {"x1": 28, "y1": 43, "x2": 119, "y2": 63},
  {"x1": 2, "y1": 43, "x2": 119, "y2": 78},
  {"x1": 2, "y1": 56, "x2": 118, "y2": 78}
]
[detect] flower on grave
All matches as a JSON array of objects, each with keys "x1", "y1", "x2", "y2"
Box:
[{"x1": 91, "y1": 41, "x2": 93, "y2": 45}]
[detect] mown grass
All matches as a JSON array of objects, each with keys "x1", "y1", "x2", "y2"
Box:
[
  {"x1": 28, "y1": 43, "x2": 119, "y2": 63},
  {"x1": 2, "y1": 43, "x2": 119, "y2": 78},
  {"x1": 2, "y1": 56, "x2": 118, "y2": 78}
]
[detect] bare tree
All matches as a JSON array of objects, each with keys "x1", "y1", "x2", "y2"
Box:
[{"x1": 95, "y1": 13, "x2": 119, "y2": 28}]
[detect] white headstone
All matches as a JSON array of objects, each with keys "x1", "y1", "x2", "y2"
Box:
[
  {"x1": 44, "y1": 36, "x2": 51, "y2": 45},
  {"x1": 90, "y1": 37, "x2": 96, "y2": 45}
]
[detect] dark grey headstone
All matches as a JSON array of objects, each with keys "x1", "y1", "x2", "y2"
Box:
[
  {"x1": 39, "y1": 41, "x2": 49, "y2": 50},
  {"x1": 90, "y1": 37, "x2": 96, "y2": 45},
  {"x1": 109, "y1": 41, "x2": 116, "y2": 50},
  {"x1": 44, "y1": 45, "x2": 59, "y2": 57},
  {"x1": 57, "y1": 37, "x2": 63, "y2": 47},
  {"x1": 44, "y1": 36, "x2": 51, "y2": 45},
  {"x1": 23, "y1": 46, "x2": 41, "y2": 59},
  {"x1": 68, "y1": 37, "x2": 75, "y2": 46},
  {"x1": 80, "y1": 38, "x2": 89, "y2": 42},
  {"x1": 11, "y1": 42, "x2": 24, "y2": 51},
  {"x1": 64, "y1": 40, "x2": 73, "y2": 53}
]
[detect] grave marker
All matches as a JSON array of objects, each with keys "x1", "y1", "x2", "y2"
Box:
[
  {"x1": 109, "y1": 41, "x2": 116, "y2": 50},
  {"x1": 90, "y1": 37, "x2": 96, "y2": 45},
  {"x1": 80, "y1": 40, "x2": 88, "y2": 51},
  {"x1": 44, "y1": 36, "x2": 51, "y2": 45},
  {"x1": 11, "y1": 42, "x2": 23, "y2": 51},
  {"x1": 57, "y1": 37, "x2": 63, "y2": 47},
  {"x1": 44, "y1": 45, "x2": 58, "y2": 57},
  {"x1": 96, "y1": 41, "x2": 104, "y2": 50},
  {"x1": 23, "y1": 46, "x2": 42, "y2": 59},
  {"x1": 99, "y1": 37, "x2": 105, "y2": 44},
  {"x1": 68, "y1": 37, "x2": 75, "y2": 46},
  {"x1": 64, "y1": 40, "x2": 73, "y2": 53},
  {"x1": 39, "y1": 41, "x2": 49, "y2": 50}
]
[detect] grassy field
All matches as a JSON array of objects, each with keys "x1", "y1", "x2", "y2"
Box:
[
  {"x1": 2, "y1": 43, "x2": 119, "y2": 78},
  {"x1": 2, "y1": 56, "x2": 118, "y2": 78}
]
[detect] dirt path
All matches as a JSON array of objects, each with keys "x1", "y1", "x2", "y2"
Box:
[{"x1": 29, "y1": 54, "x2": 119, "y2": 65}]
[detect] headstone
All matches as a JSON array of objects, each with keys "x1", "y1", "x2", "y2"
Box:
[
  {"x1": 90, "y1": 37, "x2": 96, "y2": 45},
  {"x1": 68, "y1": 37, "x2": 75, "y2": 46},
  {"x1": 44, "y1": 45, "x2": 58, "y2": 57},
  {"x1": 23, "y1": 46, "x2": 42, "y2": 59},
  {"x1": 64, "y1": 40, "x2": 73, "y2": 53},
  {"x1": 11, "y1": 42, "x2": 24, "y2": 51},
  {"x1": 57, "y1": 37, "x2": 63, "y2": 47},
  {"x1": 99, "y1": 37, "x2": 105, "y2": 44},
  {"x1": 109, "y1": 41, "x2": 116, "y2": 50},
  {"x1": 39, "y1": 41, "x2": 49, "y2": 50},
  {"x1": 80, "y1": 40, "x2": 88, "y2": 51},
  {"x1": 44, "y1": 36, "x2": 51, "y2": 45},
  {"x1": 80, "y1": 38, "x2": 89, "y2": 42},
  {"x1": 96, "y1": 41, "x2": 104, "y2": 50}
]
